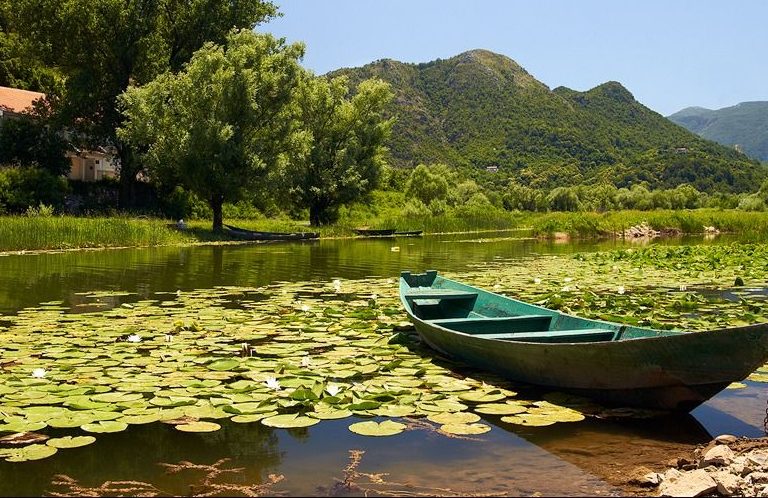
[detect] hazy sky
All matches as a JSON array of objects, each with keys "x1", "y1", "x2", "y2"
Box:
[{"x1": 263, "y1": 0, "x2": 767, "y2": 116}]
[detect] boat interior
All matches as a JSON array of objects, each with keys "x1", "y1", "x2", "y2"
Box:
[{"x1": 400, "y1": 271, "x2": 666, "y2": 343}]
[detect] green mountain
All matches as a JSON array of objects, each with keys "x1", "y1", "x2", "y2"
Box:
[
  {"x1": 332, "y1": 49, "x2": 765, "y2": 193},
  {"x1": 668, "y1": 102, "x2": 768, "y2": 162}
]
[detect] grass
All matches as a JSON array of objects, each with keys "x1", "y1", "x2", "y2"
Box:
[
  {"x1": 4, "y1": 209, "x2": 768, "y2": 252},
  {"x1": 0, "y1": 216, "x2": 194, "y2": 252}
]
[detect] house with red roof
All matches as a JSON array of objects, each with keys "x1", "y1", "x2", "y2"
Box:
[{"x1": 0, "y1": 85, "x2": 118, "y2": 181}]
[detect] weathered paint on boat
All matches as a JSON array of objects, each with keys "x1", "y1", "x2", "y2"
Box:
[{"x1": 399, "y1": 270, "x2": 768, "y2": 411}]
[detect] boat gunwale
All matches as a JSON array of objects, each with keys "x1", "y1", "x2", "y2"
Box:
[{"x1": 399, "y1": 273, "x2": 768, "y2": 347}]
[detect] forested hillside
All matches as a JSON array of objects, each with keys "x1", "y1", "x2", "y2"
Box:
[
  {"x1": 668, "y1": 102, "x2": 768, "y2": 162},
  {"x1": 333, "y1": 49, "x2": 765, "y2": 193}
]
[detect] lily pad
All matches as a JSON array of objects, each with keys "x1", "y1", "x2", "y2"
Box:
[
  {"x1": 81, "y1": 421, "x2": 129, "y2": 433},
  {"x1": 174, "y1": 421, "x2": 221, "y2": 433},
  {"x1": 348, "y1": 420, "x2": 406, "y2": 437},
  {"x1": 440, "y1": 423, "x2": 491, "y2": 435},
  {"x1": 3, "y1": 444, "x2": 58, "y2": 462},
  {"x1": 474, "y1": 403, "x2": 527, "y2": 415},
  {"x1": 261, "y1": 414, "x2": 320, "y2": 428},
  {"x1": 427, "y1": 412, "x2": 481, "y2": 425},
  {"x1": 46, "y1": 436, "x2": 97, "y2": 449}
]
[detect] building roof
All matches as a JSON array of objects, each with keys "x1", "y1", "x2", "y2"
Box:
[{"x1": 0, "y1": 86, "x2": 46, "y2": 114}]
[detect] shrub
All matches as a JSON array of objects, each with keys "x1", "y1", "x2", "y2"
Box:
[{"x1": 0, "y1": 166, "x2": 68, "y2": 213}]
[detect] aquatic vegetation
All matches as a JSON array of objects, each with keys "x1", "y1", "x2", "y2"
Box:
[
  {"x1": 47, "y1": 458, "x2": 285, "y2": 497},
  {"x1": 3, "y1": 243, "x2": 768, "y2": 463}
]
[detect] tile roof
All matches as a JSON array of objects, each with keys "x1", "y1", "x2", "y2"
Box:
[{"x1": 0, "y1": 86, "x2": 46, "y2": 114}]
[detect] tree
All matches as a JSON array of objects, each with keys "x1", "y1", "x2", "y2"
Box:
[
  {"x1": 288, "y1": 75, "x2": 393, "y2": 226},
  {"x1": 118, "y1": 29, "x2": 304, "y2": 231},
  {"x1": 406, "y1": 164, "x2": 450, "y2": 206},
  {"x1": 0, "y1": 100, "x2": 69, "y2": 175},
  {"x1": 4, "y1": 0, "x2": 278, "y2": 208}
]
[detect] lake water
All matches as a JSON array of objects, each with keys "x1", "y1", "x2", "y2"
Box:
[{"x1": 0, "y1": 231, "x2": 765, "y2": 496}]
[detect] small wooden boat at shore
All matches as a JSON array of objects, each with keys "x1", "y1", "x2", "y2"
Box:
[
  {"x1": 223, "y1": 224, "x2": 319, "y2": 241},
  {"x1": 394, "y1": 230, "x2": 423, "y2": 236},
  {"x1": 354, "y1": 228, "x2": 396, "y2": 237},
  {"x1": 399, "y1": 270, "x2": 768, "y2": 411}
]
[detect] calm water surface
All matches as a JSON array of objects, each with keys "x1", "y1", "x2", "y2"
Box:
[{"x1": 0, "y1": 232, "x2": 765, "y2": 496}]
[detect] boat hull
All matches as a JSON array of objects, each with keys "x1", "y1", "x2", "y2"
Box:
[
  {"x1": 224, "y1": 225, "x2": 319, "y2": 241},
  {"x1": 401, "y1": 271, "x2": 768, "y2": 411}
]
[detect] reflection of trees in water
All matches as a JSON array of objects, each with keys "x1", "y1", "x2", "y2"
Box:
[
  {"x1": 1, "y1": 234, "x2": 610, "y2": 314},
  {"x1": 0, "y1": 421, "x2": 283, "y2": 496}
]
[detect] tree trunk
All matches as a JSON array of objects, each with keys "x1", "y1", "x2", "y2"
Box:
[
  {"x1": 210, "y1": 194, "x2": 224, "y2": 232},
  {"x1": 117, "y1": 144, "x2": 137, "y2": 210},
  {"x1": 309, "y1": 203, "x2": 321, "y2": 227}
]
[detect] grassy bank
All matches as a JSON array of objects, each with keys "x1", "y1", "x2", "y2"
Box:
[
  {"x1": 521, "y1": 209, "x2": 768, "y2": 238},
  {"x1": 0, "y1": 216, "x2": 194, "y2": 251},
  {"x1": 4, "y1": 209, "x2": 768, "y2": 252}
]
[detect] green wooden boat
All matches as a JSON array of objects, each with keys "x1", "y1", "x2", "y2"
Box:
[{"x1": 399, "y1": 270, "x2": 768, "y2": 411}]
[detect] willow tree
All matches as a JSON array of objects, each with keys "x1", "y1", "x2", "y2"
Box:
[
  {"x1": 288, "y1": 76, "x2": 393, "y2": 226},
  {"x1": 118, "y1": 29, "x2": 304, "y2": 231}
]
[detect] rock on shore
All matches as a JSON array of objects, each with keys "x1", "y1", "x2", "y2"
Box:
[{"x1": 640, "y1": 436, "x2": 768, "y2": 497}]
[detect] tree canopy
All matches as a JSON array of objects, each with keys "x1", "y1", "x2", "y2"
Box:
[
  {"x1": 2, "y1": 0, "x2": 278, "y2": 206},
  {"x1": 287, "y1": 75, "x2": 393, "y2": 226},
  {"x1": 118, "y1": 29, "x2": 305, "y2": 231}
]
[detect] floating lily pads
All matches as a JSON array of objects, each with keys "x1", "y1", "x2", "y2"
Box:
[
  {"x1": 474, "y1": 403, "x2": 527, "y2": 415},
  {"x1": 348, "y1": 420, "x2": 406, "y2": 437}
]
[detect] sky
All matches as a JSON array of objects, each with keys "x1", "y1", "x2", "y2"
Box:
[{"x1": 262, "y1": 0, "x2": 768, "y2": 116}]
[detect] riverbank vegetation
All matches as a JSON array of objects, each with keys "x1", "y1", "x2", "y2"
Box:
[{"x1": 5, "y1": 207, "x2": 768, "y2": 252}]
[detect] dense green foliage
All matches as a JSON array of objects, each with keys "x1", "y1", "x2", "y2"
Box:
[
  {"x1": 0, "y1": 167, "x2": 68, "y2": 214},
  {"x1": 1, "y1": 0, "x2": 278, "y2": 207},
  {"x1": 0, "y1": 106, "x2": 69, "y2": 176},
  {"x1": 119, "y1": 30, "x2": 305, "y2": 231},
  {"x1": 333, "y1": 50, "x2": 766, "y2": 193},
  {"x1": 668, "y1": 102, "x2": 768, "y2": 162},
  {"x1": 288, "y1": 76, "x2": 393, "y2": 226}
]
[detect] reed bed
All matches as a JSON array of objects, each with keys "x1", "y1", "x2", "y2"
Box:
[{"x1": 0, "y1": 216, "x2": 192, "y2": 252}]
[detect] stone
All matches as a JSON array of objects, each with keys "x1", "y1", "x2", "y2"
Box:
[
  {"x1": 747, "y1": 452, "x2": 768, "y2": 472},
  {"x1": 714, "y1": 434, "x2": 738, "y2": 444},
  {"x1": 750, "y1": 472, "x2": 768, "y2": 485},
  {"x1": 712, "y1": 471, "x2": 743, "y2": 496},
  {"x1": 628, "y1": 467, "x2": 661, "y2": 487},
  {"x1": 659, "y1": 469, "x2": 717, "y2": 497},
  {"x1": 701, "y1": 445, "x2": 734, "y2": 467}
]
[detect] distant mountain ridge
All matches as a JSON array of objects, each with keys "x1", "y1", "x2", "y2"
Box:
[
  {"x1": 668, "y1": 102, "x2": 768, "y2": 162},
  {"x1": 331, "y1": 49, "x2": 765, "y2": 193}
]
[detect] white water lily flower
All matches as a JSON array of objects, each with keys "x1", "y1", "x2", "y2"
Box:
[
  {"x1": 300, "y1": 357, "x2": 311, "y2": 368},
  {"x1": 564, "y1": 277, "x2": 573, "y2": 282},
  {"x1": 533, "y1": 278, "x2": 542, "y2": 285},
  {"x1": 561, "y1": 286, "x2": 572, "y2": 292},
  {"x1": 617, "y1": 286, "x2": 625, "y2": 295},
  {"x1": 680, "y1": 284, "x2": 687, "y2": 291},
  {"x1": 127, "y1": 334, "x2": 142, "y2": 343},
  {"x1": 326, "y1": 384, "x2": 342, "y2": 396},
  {"x1": 390, "y1": 246, "x2": 400, "y2": 252},
  {"x1": 332, "y1": 279, "x2": 342, "y2": 292},
  {"x1": 164, "y1": 334, "x2": 173, "y2": 342},
  {"x1": 386, "y1": 278, "x2": 394, "y2": 284},
  {"x1": 612, "y1": 265, "x2": 619, "y2": 271},
  {"x1": 31, "y1": 368, "x2": 46, "y2": 379},
  {"x1": 300, "y1": 304, "x2": 310, "y2": 312},
  {"x1": 493, "y1": 284, "x2": 501, "y2": 290},
  {"x1": 264, "y1": 377, "x2": 281, "y2": 391}
]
